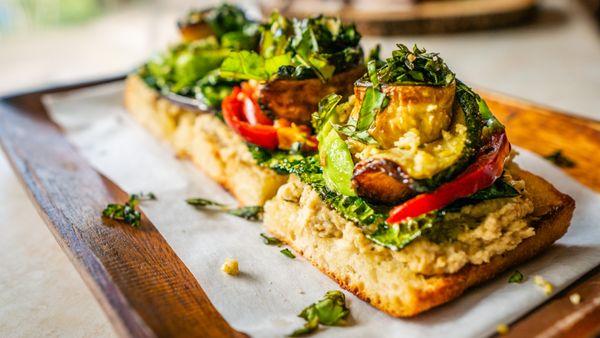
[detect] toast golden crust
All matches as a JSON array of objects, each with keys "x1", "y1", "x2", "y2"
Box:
[
  {"x1": 123, "y1": 75, "x2": 287, "y2": 206},
  {"x1": 263, "y1": 167, "x2": 574, "y2": 317}
]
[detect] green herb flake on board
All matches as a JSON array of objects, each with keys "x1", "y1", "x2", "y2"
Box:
[
  {"x1": 544, "y1": 150, "x2": 575, "y2": 168},
  {"x1": 508, "y1": 270, "x2": 524, "y2": 284},
  {"x1": 102, "y1": 195, "x2": 142, "y2": 227},
  {"x1": 290, "y1": 290, "x2": 350, "y2": 336},
  {"x1": 280, "y1": 248, "x2": 296, "y2": 259}
]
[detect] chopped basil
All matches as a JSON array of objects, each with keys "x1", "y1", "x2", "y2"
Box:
[
  {"x1": 186, "y1": 198, "x2": 263, "y2": 221},
  {"x1": 508, "y1": 270, "x2": 524, "y2": 283},
  {"x1": 102, "y1": 195, "x2": 142, "y2": 227},
  {"x1": 260, "y1": 233, "x2": 282, "y2": 246},
  {"x1": 544, "y1": 150, "x2": 575, "y2": 168},
  {"x1": 375, "y1": 43, "x2": 455, "y2": 86},
  {"x1": 280, "y1": 248, "x2": 296, "y2": 259},
  {"x1": 131, "y1": 192, "x2": 156, "y2": 201},
  {"x1": 290, "y1": 290, "x2": 350, "y2": 336}
]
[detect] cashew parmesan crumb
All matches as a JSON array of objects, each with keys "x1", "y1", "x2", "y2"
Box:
[
  {"x1": 569, "y1": 293, "x2": 581, "y2": 305},
  {"x1": 496, "y1": 323, "x2": 509, "y2": 335},
  {"x1": 221, "y1": 258, "x2": 239, "y2": 276},
  {"x1": 534, "y1": 275, "x2": 554, "y2": 295}
]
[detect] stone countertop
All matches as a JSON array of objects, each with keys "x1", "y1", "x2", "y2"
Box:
[{"x1": 0, "y1": 0, "x2": 597, "y2": 336}]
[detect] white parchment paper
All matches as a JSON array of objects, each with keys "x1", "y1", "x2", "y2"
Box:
[{"x1": 43, "y1": 82, "x2": 600, "y2": 338}]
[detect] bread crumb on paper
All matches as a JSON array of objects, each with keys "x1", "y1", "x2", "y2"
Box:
[
  {"x1": 569, "y1": 293, "x2": 581, "y2": 305},
  {"x1": 534, "y1": 275, "x2": 554, "y2": 295},
  {"x1": 221, "y1": 258, "x2": 239, "y2": 276},
  {"x1": 496, "y1": 323, "x2": 509, "y2": 335}
]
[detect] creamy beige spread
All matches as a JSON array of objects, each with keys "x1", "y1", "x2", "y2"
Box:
[{"x1": 274, "y1": 170, "x2": 535, "y2": 275}]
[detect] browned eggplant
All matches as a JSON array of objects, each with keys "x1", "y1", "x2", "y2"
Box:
[
  {"x1": 258, "y1": 65, "x2": 366, "y2": 124},
  {"x1": 352, "y1": 158, "x2": 415, "y2": 205},
  {"x1": 177, "y1": 12, "x2": 214, "y2": 42}
]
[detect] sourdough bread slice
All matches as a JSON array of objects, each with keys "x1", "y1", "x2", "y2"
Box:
[
  {"x1": 124, "y1": 75, "x2": 287, "y2": 206},
  {"x1": 263, "y1": 166, "x2": 575, "y2": 317}
]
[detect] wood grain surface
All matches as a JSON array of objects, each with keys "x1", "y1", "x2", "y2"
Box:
[
  {"x1": 0, "y1": 79, "x2": 245, "y2": 338},
  {"x1": 260, "y1": 0, "x2": 536, "y2": 35},
  {"x1": 0, "y1": 79, "x2": 598, "y2": 337}
]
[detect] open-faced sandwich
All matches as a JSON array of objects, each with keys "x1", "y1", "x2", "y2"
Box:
[
  {"x1": 262, "y1": 44, "x2": 575, "y2": 316},
  {"x1": 124, "y1": 4, "x2": 365, "y2": 205}
]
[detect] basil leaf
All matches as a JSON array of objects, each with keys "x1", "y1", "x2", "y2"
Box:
[
  {"x1": 280, "y1": 248, "x2": 296, "y2": 259},
  {"x1": 291, "y1": 290, "x2": 350, "y2": 336},
  {"x1": 544, "y1": 150, "x2": 575, "y2": 168},
  {"x1": 227, "y1": 206, "x2": 263, "y2": 221},
  {"x1": 186, "y1": 197, "x2": 263, "y2": 221},
  {"x1": 260, "y1": 233, "x2": 282, "y2": 246},
  {"x1": 311, "y1": 93, "x2": 342, "y2": 133},
  {"x1": 219, "y1": 50, "x2": 268, "y2": 80},
  {"x1": 508, "y1": 270, "x2": 524, "y2": 283},
  {"x1": 355, "y1": 87, "x2": 388, "y2": 131},
  {"x1": 102, "y1": 195, "x2": 143, "y2": 227}
]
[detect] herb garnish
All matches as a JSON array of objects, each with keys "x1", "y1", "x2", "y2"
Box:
[
  {"x1": 260, "y1": 233, "x2": 282, "y2": 246},
  {"x1": 186, "y1": 198, "x2": 263, "y2": 221},
  {"x1": 131, "y1": 192, "x2": 157, "y2": 201},
  {"x1": 290, "y1": 290, "x2": 350, "y2": 336},
  {"x1": 280, "y1": 248, "x2": 296, "y2": 259},
  {"x1": 375, "y1": 44, "x2": 455, "y2": 86},
  {"x1": 544, "y1": 150, "x2": 575, "y2": 168},
  {"x1": 508, "y1": 270, "x2": 524, "y2": 283},
  {"x1": 102, "y1": 195, "x2": 143, "y2": 227}
]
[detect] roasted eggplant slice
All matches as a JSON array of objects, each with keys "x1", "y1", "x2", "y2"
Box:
[
  {"x1": 177, "y1": 10, "x2": 214, "y2": 42},
  {"x1": 352, "y1": 158, "x2": 414, "y2": 204},
  {"x1": 259, "y1": 65, "x2": 366, "y2": 124}
]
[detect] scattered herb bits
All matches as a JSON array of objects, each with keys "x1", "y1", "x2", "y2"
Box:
[
  {"x1": 260, "y1": 233, "x2": 282, "y2": 246},
  {"x1": 544, "y1": 150, "x2": 575, "y2": 168},
  {"x1": 186, "y1": 197, "x2": 263, "y2": 221},
  {"x1": 290, "y1": 290, "x2": 350, "y2": 336},
  {"x1": 508, "y1": 270, "x2": 524, "y2": 283},
  {"x1": 102, "y1": 195, "x2": 142, "y2": 227},
  {"x1": 280, "y1": 248, "x2": 296, "y2": 259},
  {"x1": 132, "y1": 191, "x2": 157, "y2": 201}
]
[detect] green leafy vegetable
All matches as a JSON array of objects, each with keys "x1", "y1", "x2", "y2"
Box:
[
  {"x1": 102, "y1": 195, "x2": 142, "y2": 227},
  {"x1": 140, "y1": 39, "x2": 231, "y2": 98},
  {"x1": 544, "y1": 150, "x2": 575, "y2": 168},
  {"x1": 311, "y1": 93, "x2": 343, "y2": 134},
  {"x1": 509, "y1": 270, "x2": 524, "y2": 283},
  {"x1": 186, "y1": 198, "x2": 263, "y2": 221},
  {"x1": 368, "y1": 212, "x2": 441, "y2": 250},
  {"x1": 260, "y1": 233, "x2": 282, "y2": 246},
  {"x1": 290, "y1": 290, "x2": 350, "y2": 336},
  {"x1": 280, "y1": 248, "x2": 296, "y2": 259},
  {"x1": 374, "y1": 44, "x2": 455, "y2": 86}
]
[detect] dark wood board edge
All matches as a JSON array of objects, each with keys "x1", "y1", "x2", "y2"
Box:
[{"x1": 0, "y1": 79, "x2": 246, "y2": 338}]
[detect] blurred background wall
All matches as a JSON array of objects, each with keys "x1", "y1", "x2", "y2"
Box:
[{"x1": 0, "y1": 0, "x2": 598, "y2": 118}]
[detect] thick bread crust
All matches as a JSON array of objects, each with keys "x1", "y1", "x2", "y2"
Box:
[
  {"x1": 123, "y1": 75, "x2": 287, "y2": 206},
  {"x1": 263, "y1": 168, "x2": 575, "y2": 317}
]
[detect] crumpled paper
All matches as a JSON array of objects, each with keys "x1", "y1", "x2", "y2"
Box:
[{"x1": 43, "y1": 82, "x2": 600, "y2": 338}]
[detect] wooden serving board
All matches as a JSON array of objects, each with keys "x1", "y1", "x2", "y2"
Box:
[
  {"x1": 0, "y1": 78, "x2": 598, "y2": 337},
  {"x1": 260, "y1": 0, "x2": 537, "y2": 35}
]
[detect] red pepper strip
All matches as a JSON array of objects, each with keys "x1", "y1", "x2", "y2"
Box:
[
  {"x1": 222, "y1": 87, "x2": 279, "y2": 149},
  {"x1": 386, "y1": 132, "x2": 511, "y2": 224}
]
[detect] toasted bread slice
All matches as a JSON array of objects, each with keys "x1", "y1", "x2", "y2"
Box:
[
  {"x1": 124, "y1": 75, "x2": 287, "y2": 206},
  {"x1": 263, "y1": 166, "x2": 575, "y2": 317}
]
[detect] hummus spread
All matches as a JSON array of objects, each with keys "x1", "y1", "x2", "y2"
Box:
[{"x1": 273, "y1": 170, "x2": 534, "y2": 275}]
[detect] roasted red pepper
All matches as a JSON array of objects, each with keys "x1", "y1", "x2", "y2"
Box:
[
  {"x1": 222, "y1": 86, "x2": 279, "y2": 149},
  {"x1": 222, "y1": 85, "x2": 318, "y2": 151},
  {"x1": 386, "y1": 132, "x2": 511, "y2": 224}
]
